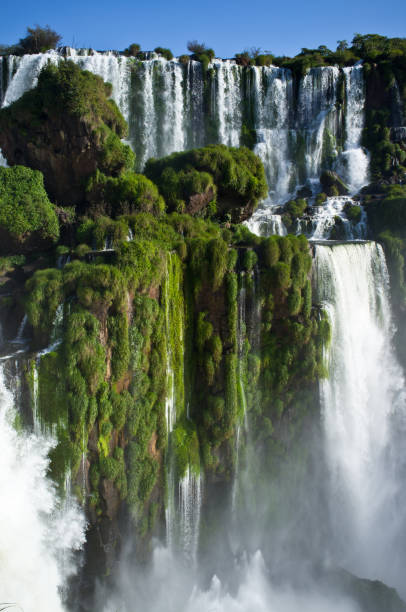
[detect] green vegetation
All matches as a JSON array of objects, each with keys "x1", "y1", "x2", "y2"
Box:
[
  {"x1": 0, "y1": 165, "x2": 59, "y2": 252},
  {"x1": 1, "y1": 24, "x2": 61, "y2": 56},
  {"x1": 186, "y1": 40, "x2": 215, "y2": 70},
  {"x1": 154, "y1": 47, "x2": 173, "y2": 60},
  {"x1": 123, "y1": 43, "x2": 141, "y2": 57},
  {"x1": 0, "y1": 47, "x2": 340, "y2": 555},
  {"x1": 86, "y1": 170, "x2": 165, "y2": 217},
  {"x1": 282, "y1": 198, "x2": 307, "y2": 230},
  {"x1": 145, "y1": 144, "x2": 267, "y2": 221},
  {"x1": 0, "y1": 61, "x2": 134, "y2": 206}
]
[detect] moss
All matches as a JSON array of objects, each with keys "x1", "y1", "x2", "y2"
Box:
[
  {"x1": 145, "y1": 144, "x2": 267, "y2": 221},
  {"x1": 226, "y1": 272, "x2": 238, "y2": 350},
  {"x1": 86, "y1": 171, "x2": 164, "y2": 218},
  {"x1": 172, "y1": 419, "x2": 200, "y2": 478},
  {"x1": 0, "y1": 166, "x2": 59, "y2": 251},
  {"x1": 100, "y1": 456, "x2": 120, "y2": 480},
  {"x1": 108, "y1": 313, "x2": 130, "y2": 382},
  {"x1": 262, "y1": 236, "x2": 280, "y2": 267},
  {"x1": 25, "y1": 268, "x2": 63, "y2": 333},
  {"x1": 243, "y1": 249, "x2": 258, "y2": 271}
]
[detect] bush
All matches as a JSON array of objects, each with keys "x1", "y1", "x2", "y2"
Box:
[
  {"x1": 145, "y1": 144, "x2": 267, "y2": 222},
  {"x1": 187, "y1": 41, "x2": 215, "y2": 60},
  {"x1": 123, "y1": 43, "x2": 141, "y2": 57},
  {"x1": 154, "y1": 47, "x2": 173, "y2": 60},
  {"x1": 86, "y1": 171, "x2": 164, "y2": 218},
  {"x1": 0, "y1": 166, "x2": 59, "y2": 252}
]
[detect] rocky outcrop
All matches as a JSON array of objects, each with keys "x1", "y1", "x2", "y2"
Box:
[
  {"x1": 320, "y1": 170, "x2": 350, "y2": 196},
  {"x1": 0, "y1": 61, "x2": 134, "y2": 207}
]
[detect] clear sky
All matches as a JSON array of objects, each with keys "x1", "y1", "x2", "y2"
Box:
[{"x1": 1, "y1": 0, "x2": 405, "y2": 58}]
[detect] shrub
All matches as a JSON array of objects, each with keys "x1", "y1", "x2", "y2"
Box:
[
  {"x1": 154, "y1": 47, "x2": 173, "y2": 60},
  {"x1": 187, "y1": 41, "x2": 215, "y2": 60},
  {"x1": 123, "y1": 43, "x2": 141, "y2": 57},
  {"x1": 344, "y1": 202, "x2": 362, "y2": 223},
  {"x1": 100, "y1": 456, "x2": 120, "y2": 481},
  {"x1": 86, "y1": 171, "x2": 164, "y2": 218},
  {"x1": 145, "y1": 144, "x2": 267, "y2": 221},
  {"x1": 0, "y1": 166, "x2": 59, "y2": 251}
]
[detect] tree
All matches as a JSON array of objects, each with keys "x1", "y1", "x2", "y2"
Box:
[
  {"x1": 336, "y1": 40, "x2": 348, "y2": 51},
  {"x1": 187, "y1": 40, "x2": 208, "y2": 55},
  {"x1": 18, "y1": 25, "x2": 61, "y2": 54}
]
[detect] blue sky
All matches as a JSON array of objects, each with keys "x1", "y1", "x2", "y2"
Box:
[{"x1": 1, "y1": 0, "x2": 405, "y2": 58}]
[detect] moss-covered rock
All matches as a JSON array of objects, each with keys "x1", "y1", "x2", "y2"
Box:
[
  {"x1": 0, "y1": 61, "x2": 134, "y2": 206},
  {"x1": 0, "y1": 165, "x2": 59, "y2": 253},
  {"x1": 145, "y1": 144, "x2": 268, "y2": 222},
  {"x1": 320, "y1": 170, "x2": 349, "y2": 196}
]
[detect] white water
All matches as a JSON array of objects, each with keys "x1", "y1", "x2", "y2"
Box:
[
  {"x1": 0, "y1": 148, "x2": 8, "y2": 166},
  {"x1": 246, "y1": 200, "x2": 287, "y2": 236},
  {"x1": 0, "y1": 363, "x2": 85, "y2": 612},
  {"x1": 335, "y1": 65, "x2": 369, "y2": 192},
  {"x1": 102, "y1": 546, "x2": 359, "y2": 612},
  {"x1": 1, "y1": 52, "x2": 369, "y2": 202},
  {"x1": 179, "y1": 467, "x2": 202, "y2": 563},
  {"x1": 309, "y1": 196, "x2": 367, "y2": 240},
  {"x1": 315, "y1": 242, "x2": 406, "y2": 595}
]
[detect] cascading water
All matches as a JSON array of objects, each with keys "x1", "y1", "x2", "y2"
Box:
[
  {"x1": 1, "y1": 51, "x2": 368, "y2": 203},
  {"x1": 178, "y1": 466, "x2": 202, "y2": 564},
  {"x1": 163, "y1": 253, "x2": 202, "y2": 562},
  {"x1": 315, "y1": 241, "x2": 406, "y2": 596},
  {"x1": 0, "y1": 359, "x2": 85, "y2": 612},
  {"x1": 335, "y1": 65, "x2": 369, "y2": 192},
  {"x1": 308, "y1": 196, "x2": 367, "y2": 240}
]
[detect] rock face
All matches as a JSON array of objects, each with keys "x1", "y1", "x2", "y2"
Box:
[
  {"x1": 320, "y1": 170, "x2": 350, "y2": 196},
  {"x1": 0, "y1": 61, "x2": 134, "y2": 206}
]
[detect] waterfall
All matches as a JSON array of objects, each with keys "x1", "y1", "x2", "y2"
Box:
[
  {"x1": 0, "y1": 149, "x2": 8, "y2": 166},
  {"x1": 11, "y1": 314, "x2": 28, "y2": 344},
  {"x1": 178, "y1": 466, "x2": 202, "y2": 563},
  {"x1": 30, "y1": 303, "x2": 64, "y2": 436},
  {"x1": 309, "y1": 196, "x2": 367, "y2": 240},
  {"x1": 315, "y1": 242, "x2": 406, "y2": 595},
  {"x1": 0, "y1": 361, "x2": 85, "y2": 612},
  {"x1": 245, "y1": 202, "x2": 287, "y2": 236},
  {"x1": 214, "y1": 60, "x2": 243, "y2": 147},
  {"x1": 1, "y1": 51, "x2": 369, "y2": 205},
  {"x1": 252, "y1": 66, "x2": 294, "y2": 199},
  {"x1": 163, "y1": 252, "x2": 202, "y2": 560},
  {"x1": 335, "y1": 65, "x2": 369, "y2": 192},
  {"x1": 232, "y1": 272, "x2": 248, "y2": 513}
]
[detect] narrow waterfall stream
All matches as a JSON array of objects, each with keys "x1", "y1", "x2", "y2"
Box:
[{"x1": 315, "y1": 242, "x2": 406, "y2": 595}]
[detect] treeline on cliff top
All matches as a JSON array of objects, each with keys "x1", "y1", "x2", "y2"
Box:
[{"x1": 1, "y1": 25, "x2": 405, "y2": 72}]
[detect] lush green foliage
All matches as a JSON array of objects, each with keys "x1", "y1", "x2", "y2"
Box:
[
  {"x1": 86, "y1": 170, "x2": 164, "y2": 217},
  {"x1": 154, "y1": 47, "x2": 173, "y2": 60},
  {"x1": 1, "y1": 24, "x2": 61, "y2": 55},
  {"x1": 0, "y1": 166, "x2": 59, "y2": 248},
  {"x1": 145, "y1": 144, "x2": 267, "y2": 220}
]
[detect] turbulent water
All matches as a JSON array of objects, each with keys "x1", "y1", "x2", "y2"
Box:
[
  {"x1": 315, "y1": 242, "x2": 406, "y2": 596},
  {"x1": 0, "y1": 360, "x2": 85, "y2": 612}
]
